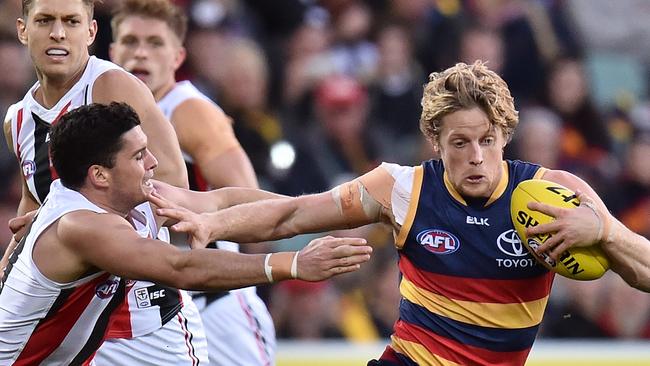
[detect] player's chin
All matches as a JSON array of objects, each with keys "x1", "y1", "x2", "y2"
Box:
[{"x1": 459, "y1": 183, "x2": 491, "y2": 199}]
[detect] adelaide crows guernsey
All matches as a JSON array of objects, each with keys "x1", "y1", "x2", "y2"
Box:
[
  {"x1": 389, "y1": 159, "x2": 553, "y2": 366},
  {"x1": 0, "y1": 180, "x2": 125, "y2": 365}
]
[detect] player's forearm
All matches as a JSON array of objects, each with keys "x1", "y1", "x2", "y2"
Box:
[
  {"x1": 172, "y1": 250, "x2": 270, "y2": 291},
  {"x1": 602, "y1": 217, "x2": 650, "y2": 292},
  {"x1": 205, "y1": 197, "x2": 300, "y2": 243},
  {"x1": 211, "y1": 187, "x2": 286, "y2": 210}
]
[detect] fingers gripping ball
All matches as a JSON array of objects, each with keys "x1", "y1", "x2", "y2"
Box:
[{"x1": 510, "y1": 179, "x2": 609, "y2": 280}]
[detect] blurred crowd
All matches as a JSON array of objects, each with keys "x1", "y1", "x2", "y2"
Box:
[{"x1": 1, "y1": 0, "x2": 650, "y2": 342}]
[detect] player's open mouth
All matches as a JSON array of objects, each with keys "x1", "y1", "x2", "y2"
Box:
[
  {"x1": 45, "y1": 48, "x2": 69, "y2": 59},
  {"x1": 466, "y1": 175, "x2": 484, "y2": 183},
  {"x1": 130, "y1": 68, "x2": 150, "y2": 79}
]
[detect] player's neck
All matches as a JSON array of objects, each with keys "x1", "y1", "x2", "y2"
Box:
[
  {"x1": 152, "y1": 78, "x2": 177, "y2": 102},
  {"x1": 34, "y1": 56, "x2": 90, "y2": 109},
  {"x1": 79, "y1": 187, "x2": 131, "y2": 218}
]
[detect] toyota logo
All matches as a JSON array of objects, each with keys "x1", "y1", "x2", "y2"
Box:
[{"x1": 497, "y1": 229, "x2": 528, "y2": 257}]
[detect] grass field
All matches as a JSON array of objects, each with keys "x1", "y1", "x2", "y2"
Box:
[{"x1": 275, "y1": 340, "x2": 650, "y2": 365}]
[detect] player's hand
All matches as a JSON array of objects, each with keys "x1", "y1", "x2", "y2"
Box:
[
  {"x1": 296, "y1": 236, "x2": 372, "y2": 281},
  {"x1": 9, "y1": 209, "x2": 37, "y2": 243},
  {"x1": 148, "y1": 190, "x2": 212, "y2": 249},
  {"x1": 526, "y1": 191, "x2": 602, "y2": 260}
]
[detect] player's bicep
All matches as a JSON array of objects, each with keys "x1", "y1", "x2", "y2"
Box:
[
  {"x1": 59, "y1": 212, "x2": 182, "y2": 284},
  {"x1": 329, "y1": 165, "x2": 396, "y2": 225}
]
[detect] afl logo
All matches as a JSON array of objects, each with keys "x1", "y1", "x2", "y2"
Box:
[
  {"x1": 416, "y1": 229, "x2": 460, "y2": 255},
  {"x1": 496, "y1": 229, "x2": 528, "y2": 257},
  {"x1": 22, "y1": 160, "x2": 35, "y2": 178},
  {"x1": 95, "y1": 279, "x2": 120, "y2": 299}
]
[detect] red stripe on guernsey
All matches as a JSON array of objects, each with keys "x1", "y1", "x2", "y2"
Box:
[
  {"x1": 399, "y1": 255, "x2": 552, "y2": 303},
  {"x1": 193, "y1": 164, "x2": 208, "y2": 191},
  {"x1": 237, "y1": 292, "x2": 271, "y2": 366},
  {"x1": 394, "y1": 320, "x2": 530, "y2": 366},
  {"x1": 47, "y1": 101, "x2": 72, "y2": 180},
  {"x1": 14, "y1": 273, "x2": 112, "y2": 365},
  {"x1": 104, "y1": 288, "x2": 133, "y2": 339},
  {"x1": 16, "y1": 108, "x2": 23, "y2": 160},
  {"x1": 177, "y1": 312, "x2": 199, "y2": 366}
]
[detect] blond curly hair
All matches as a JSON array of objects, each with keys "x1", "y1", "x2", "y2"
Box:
[{"x1": 420, "y1": 61, "x2": 518, "y2": 145}]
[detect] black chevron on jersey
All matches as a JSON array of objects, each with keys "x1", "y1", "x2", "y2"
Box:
[{"x1": 32, "y1": 112, "x2": 55, "y2": 202}]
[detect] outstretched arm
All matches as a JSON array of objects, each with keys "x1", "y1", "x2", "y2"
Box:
[
  {"x1": 153, "y1": 166, "x2": 397, "y2": 246},
  {"x1": 528, "y1": 169, "x2": 650, "y2": 291},
  {"x1": 53, "y1": 211, "x2": 372, "y2": 290}
]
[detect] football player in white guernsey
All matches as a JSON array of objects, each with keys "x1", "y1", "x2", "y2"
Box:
[
  {"x1": 108, "y1": 0, "x2": 276, "y2": 364},
  {"x1": 0, "y1": 102, "x2": 372, "y2": 365},
  {"x1": 1, "y1": 0, "x2": 186, "y2": 288}
]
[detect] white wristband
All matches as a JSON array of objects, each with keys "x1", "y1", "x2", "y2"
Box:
[
  {"x1": 264, "y1": 253, "x2": 274, "y2": 283},
  {"x1": 290, "y1": 251, "x2": 299, "y2": 279}
]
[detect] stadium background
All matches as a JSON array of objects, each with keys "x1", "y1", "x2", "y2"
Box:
[{"x1": 1, "y1": 0, "x2": 649, "y2": 363}]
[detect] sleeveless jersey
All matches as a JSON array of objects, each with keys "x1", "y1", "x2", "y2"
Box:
[
  {"x1": 389, "y1": 159, "x2": 554, "y2": 366},
  {"x1": 5, "y1": 56, "x2": 122, "y2": 204},
  {"x1": 104, "y1": 204, "x2": 189, "y2": 339},
  {"x1": 157, "y1": 80, "x2": 214, "y2": 191},
  {"x1": 0, "y1": 180, "x2": 126, "y2": 365},
  {"x1": 4, "y1": 56, "x2": 185, "y2": 339}
]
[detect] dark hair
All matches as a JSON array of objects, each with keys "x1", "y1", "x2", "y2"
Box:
[
  {"x1": 111, "y1": 0, "x2": 187, "y2": 44},
  {"x1": 50, "y1": 102, "x2": 141, "y2": 190}
]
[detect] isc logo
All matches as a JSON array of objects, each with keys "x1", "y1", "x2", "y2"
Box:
[{"x1": 416, "y1": 229, "x2": 460, "y2": 255}]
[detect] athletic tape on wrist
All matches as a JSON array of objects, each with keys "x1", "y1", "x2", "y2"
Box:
[
  {"x1": 290, "y1": 251, "x2": 299, "y2": 279},
  {"x1": 264, "y1": 253, "x2": 274, "y2": 283}
]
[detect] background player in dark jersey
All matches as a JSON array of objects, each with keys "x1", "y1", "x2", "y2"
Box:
[{"x1": 152, "y1": 61, "x2": 650, "y2": 366}]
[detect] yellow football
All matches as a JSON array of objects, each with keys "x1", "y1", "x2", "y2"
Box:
[{"x1": 511, "y1": 179, "x2": 609, "y2": 280}]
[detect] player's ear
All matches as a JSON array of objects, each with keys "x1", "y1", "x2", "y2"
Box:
[
  {"x1": 87, "y1": 19, "x2": 98, "y2": 47},
  {"x1": 88, "y1": 165, "x2": 110, "y2": 188},
  {"x1": 174, "y1": 46, "x2": 186, "y2": 71},
  {"x1": 16, "y1": 18, "x2": 28, "y2": 45}
]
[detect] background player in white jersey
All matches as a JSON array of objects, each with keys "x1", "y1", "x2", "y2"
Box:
[
  {"x1": 0, "y1": 101, "x2": 372, "y2": 364},
  {"x1": 1, "y1": 0, "x2": 186, "y2": 278},
  {"x1": 108, "y1": 1, "x2": 276, "y2": 364},
  {"x1": 0, "y1": 0, "x2": 207, "y2": 363}
]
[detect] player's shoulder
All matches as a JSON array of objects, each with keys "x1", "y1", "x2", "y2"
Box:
[{"x1": 58, "y1": 210, "x2": 129, "y2": 242}]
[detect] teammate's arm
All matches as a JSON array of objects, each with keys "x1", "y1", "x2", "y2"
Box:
[
  {"x1": 533, "y1": 169, "x2": 650, "y2": 291},
  {"x1": 151, "y1": 179, "x2": 284, "y2": 214},
  {"x1": 93, "y1": 70, "x2": 188, "y2": 188},
  {"x1": 56, "y1": 211, "x2": 371, "y2": 290},
  {"x1": 155, "y1": 165, "x2": 396, "y2": 244},
  {"x1": 1, "y1": 116, "x2": 40, "y2": 278},
  {"x1": 172, "y1": 99, "x2": 258, "y2": 188}
]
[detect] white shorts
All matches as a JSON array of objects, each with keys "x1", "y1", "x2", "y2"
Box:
[
  {"x1": 193, "y1": 287, "x2": 275, "y2": 366},
  {"x1": 93, "y1": 299, "x2": 208, "y2": 365}
]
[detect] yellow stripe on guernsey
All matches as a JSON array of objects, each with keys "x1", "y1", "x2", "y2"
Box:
[
  {"x1": 400, "y1": 279, "x2": 548, "y2": 328},
  {"x1": 391, "y1": 338, "x2": 461, "y2": 366},
  {"x1": 534, "y1": 167, "x2": 548, "y2": 179},
  {"x1": 395, "y1": 166, "x2": 424, "y2": 249}
]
